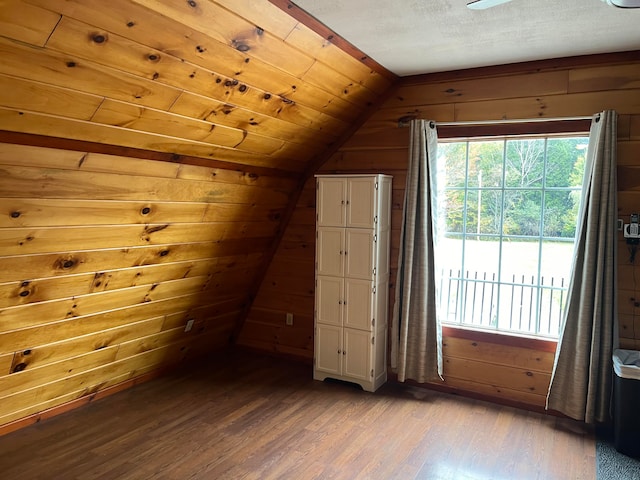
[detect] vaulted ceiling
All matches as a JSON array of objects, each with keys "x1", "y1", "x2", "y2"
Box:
[
  {"x1": 2, "y1": 0, "x2": 638, "y2": 177},
  {"x1": 0, "y1": 0, "x2": 397, "y2": 177}
]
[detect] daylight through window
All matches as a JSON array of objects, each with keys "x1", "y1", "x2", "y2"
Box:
[{"x1": 433, "y1": 135, "x2": 588, "y2": 337}]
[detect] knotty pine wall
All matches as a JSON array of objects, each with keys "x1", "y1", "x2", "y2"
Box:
[
  {"x1": 0, "y1": 0, "x2": 397, "y2": 432},
  {"x1": 0, "y1": 141, "x2": 295, "y2": 429},
  {"x1": 242, "y1": 52, "x2": 640, "y2": 409}
]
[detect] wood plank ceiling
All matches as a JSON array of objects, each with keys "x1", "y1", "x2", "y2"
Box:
[{"x1": 0, "y1": 0, "x2": 396, "y2": 173}]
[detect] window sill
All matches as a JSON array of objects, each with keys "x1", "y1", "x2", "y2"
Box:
[{"x1": 442, "y1": 324, "x2": 558, "y2": 352}]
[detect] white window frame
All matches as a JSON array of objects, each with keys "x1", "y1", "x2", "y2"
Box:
[{"x1": 433, "y1": 133, "x2": 589, "y2": 338}]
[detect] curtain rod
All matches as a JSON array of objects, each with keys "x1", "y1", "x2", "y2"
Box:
[{"x1": 398, "y1": 115, "x2": 596, "y2": 128}]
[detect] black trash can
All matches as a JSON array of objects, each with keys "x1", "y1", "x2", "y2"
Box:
[{"x1": 613, "y1": 348, "x2": 640, "y2": 458}]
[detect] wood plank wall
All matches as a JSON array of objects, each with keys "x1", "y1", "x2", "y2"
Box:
[
  {"x1": 242, "y1": 52, "x2": 640, "y2": 409},
  {"x1": 0, "y1": 0, "x2": 396, "y2": 431},
  {"x1": 0, "y1": 142, "x2": 296, "y2": 429}
]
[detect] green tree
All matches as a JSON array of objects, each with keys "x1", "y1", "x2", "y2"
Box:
[{"x1": 439, "y1": 136, "x2": 587, "y2": 240}]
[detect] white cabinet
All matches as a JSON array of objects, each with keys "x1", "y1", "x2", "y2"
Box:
[{"x1": 314, "y1": 174, "x2": 391, "y2": 392}]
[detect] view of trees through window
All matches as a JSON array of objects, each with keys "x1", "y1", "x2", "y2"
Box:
[{"x1": 433, "y1": 135, "x2": 588, "y2": 337}]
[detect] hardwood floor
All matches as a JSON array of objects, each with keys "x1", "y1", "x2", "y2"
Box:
[{"x1": 0, "y1": 349, "x2": 595, "y2": 479}]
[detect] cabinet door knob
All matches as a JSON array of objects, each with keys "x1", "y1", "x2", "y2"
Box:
[
  {"x1": 337, "y1": 349, "x2": 342, "y2": 354},
  {"x1": 342, "y1": 350, "x2": 346, "y2": 355}
]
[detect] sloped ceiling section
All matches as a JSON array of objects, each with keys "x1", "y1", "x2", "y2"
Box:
[{"x1": 0, "y1": 0, "x2": 397, "y2": 174}]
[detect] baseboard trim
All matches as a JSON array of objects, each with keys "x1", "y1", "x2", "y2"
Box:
[
  {"x1": 0, "y1": 365, "x2": 175, "y2": 437},
  {"x1": 388, "y1": 371, "x2": 566, "y2": 417}
]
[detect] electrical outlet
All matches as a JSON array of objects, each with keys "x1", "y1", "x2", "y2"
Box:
[
  {"x1": 624, "y1": 213, "x2": 640, "y2": 239},
  {"x1": 286, "y1": 312, "x2": 294, "y2": 326},
  {"x1": 184, "y1": 319, "x2": 195, "y2": 332}
]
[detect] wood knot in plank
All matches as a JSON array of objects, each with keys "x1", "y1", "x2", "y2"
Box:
[
  {"x1": 91, "y1": 33, "x2": 108, "y2": 44},
  {"x1": 19, "y1": 235, "x2": 34, "y2": 246},
  {"x1": 233, "y1": 40, "x2": 250, "y2": 52},
  {"x1": 187, "y1": 0, "x2": 197, "y2": 7},
  {"x1": 12, "y1": 362, "x2": 27, "y2": 373},
  {"x1": 141, "y1": 206, "x2": 151, "y2": 215},
  {"x1": 55, "y1": 256, "x2": 79, "y2": 270},
  {"x1": 10, "y1": 211, "x2": 20, "y2": 218}
]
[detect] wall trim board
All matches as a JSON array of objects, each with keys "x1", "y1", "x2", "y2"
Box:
[
  {"x1": 411, "y1": 119, "x2": 592, "y2": 139},
  {"x1": 0, "y1": 361, "x2": 171, "y2": 437},
  {"x1": 388, "y1": 371, "x2": 567, "y2": 418},
  {"x1": 442, "y1": 326, "x2": 558, "y2": 353},
  {"x1": 267, "y1": 0, "x2": 397, "y2": 82},
  {"x1": 236, "y1": 344, "x2": 312, "y2": 365},
  {"x1": 401, "y1": 50, "x2": 640, "y2": 86},
  {"x1": 0, "y1": 347, "x2": 239, "y2": 437},
  {"x1": 0, "y1": 131, "x2": 299, "y2": 179}
]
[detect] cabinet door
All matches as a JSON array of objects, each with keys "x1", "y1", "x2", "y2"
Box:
[
  {"x1": 343, "y1": 328, "x2": 371, "y2": 381},
  {"x1": 317, "y1": 228, "x2": 344, "y2": 277},
  {"x1": 315, "y1": 324, "x2": 342, "y2": 376},
  {"x1": 316, "y1": 276, "x2": 343, "y2": 326},
  {"x1": 345, "y1": 229, "x2": 375, "y2": 279},
  {"x1": 347, "y1": 177, "x2": 376, "y2": 228},
  {"x1": 317, "y1": 178, "x2": 346, "y2": 227},
  {"x1": 344, "y1": 278, "x2": 373, "y2": 331}
]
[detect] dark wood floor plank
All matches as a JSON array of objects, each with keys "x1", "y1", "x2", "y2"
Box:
[{"x1": 0, "y1": 349, "x2": 595, "y2": 479}]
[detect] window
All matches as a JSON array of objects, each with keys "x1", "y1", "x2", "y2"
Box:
[{"x1": 433, "y1": 135, "x2": 588, "y2": 338}]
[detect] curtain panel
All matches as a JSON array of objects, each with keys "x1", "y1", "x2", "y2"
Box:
[
  {"x1": 546, "y1": 110, "x2": 618, "y2": 423},
  {"x1": 391, "y1": 119, "x2": 443, "y2": 383}
]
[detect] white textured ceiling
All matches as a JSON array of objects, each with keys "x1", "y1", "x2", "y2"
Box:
[{"x1": 293, "y1": 0, "x2": 640, "y2": 76}]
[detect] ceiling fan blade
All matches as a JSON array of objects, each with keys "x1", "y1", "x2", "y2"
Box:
[
  {"x1": 467, "y1": 0, "x2": 514, "y2": 9},
  {"x1": 602, "y1": 0, "x2": 640, "y2": 7}
]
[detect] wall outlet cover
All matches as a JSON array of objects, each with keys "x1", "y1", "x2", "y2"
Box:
[{"x1": 184, "y1": 319, "x2": 195, "y2": 332}]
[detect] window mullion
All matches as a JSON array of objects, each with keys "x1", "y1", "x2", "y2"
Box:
[
  {"x1": 459, "y1": 142, "x2": 469, "y2": 325},
  {"x1": 495, "y1": 139, "x2": 507, "y2": 331},
  {"x1": 535, "y1": 138, "x2": 548, "y2": 335}
]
